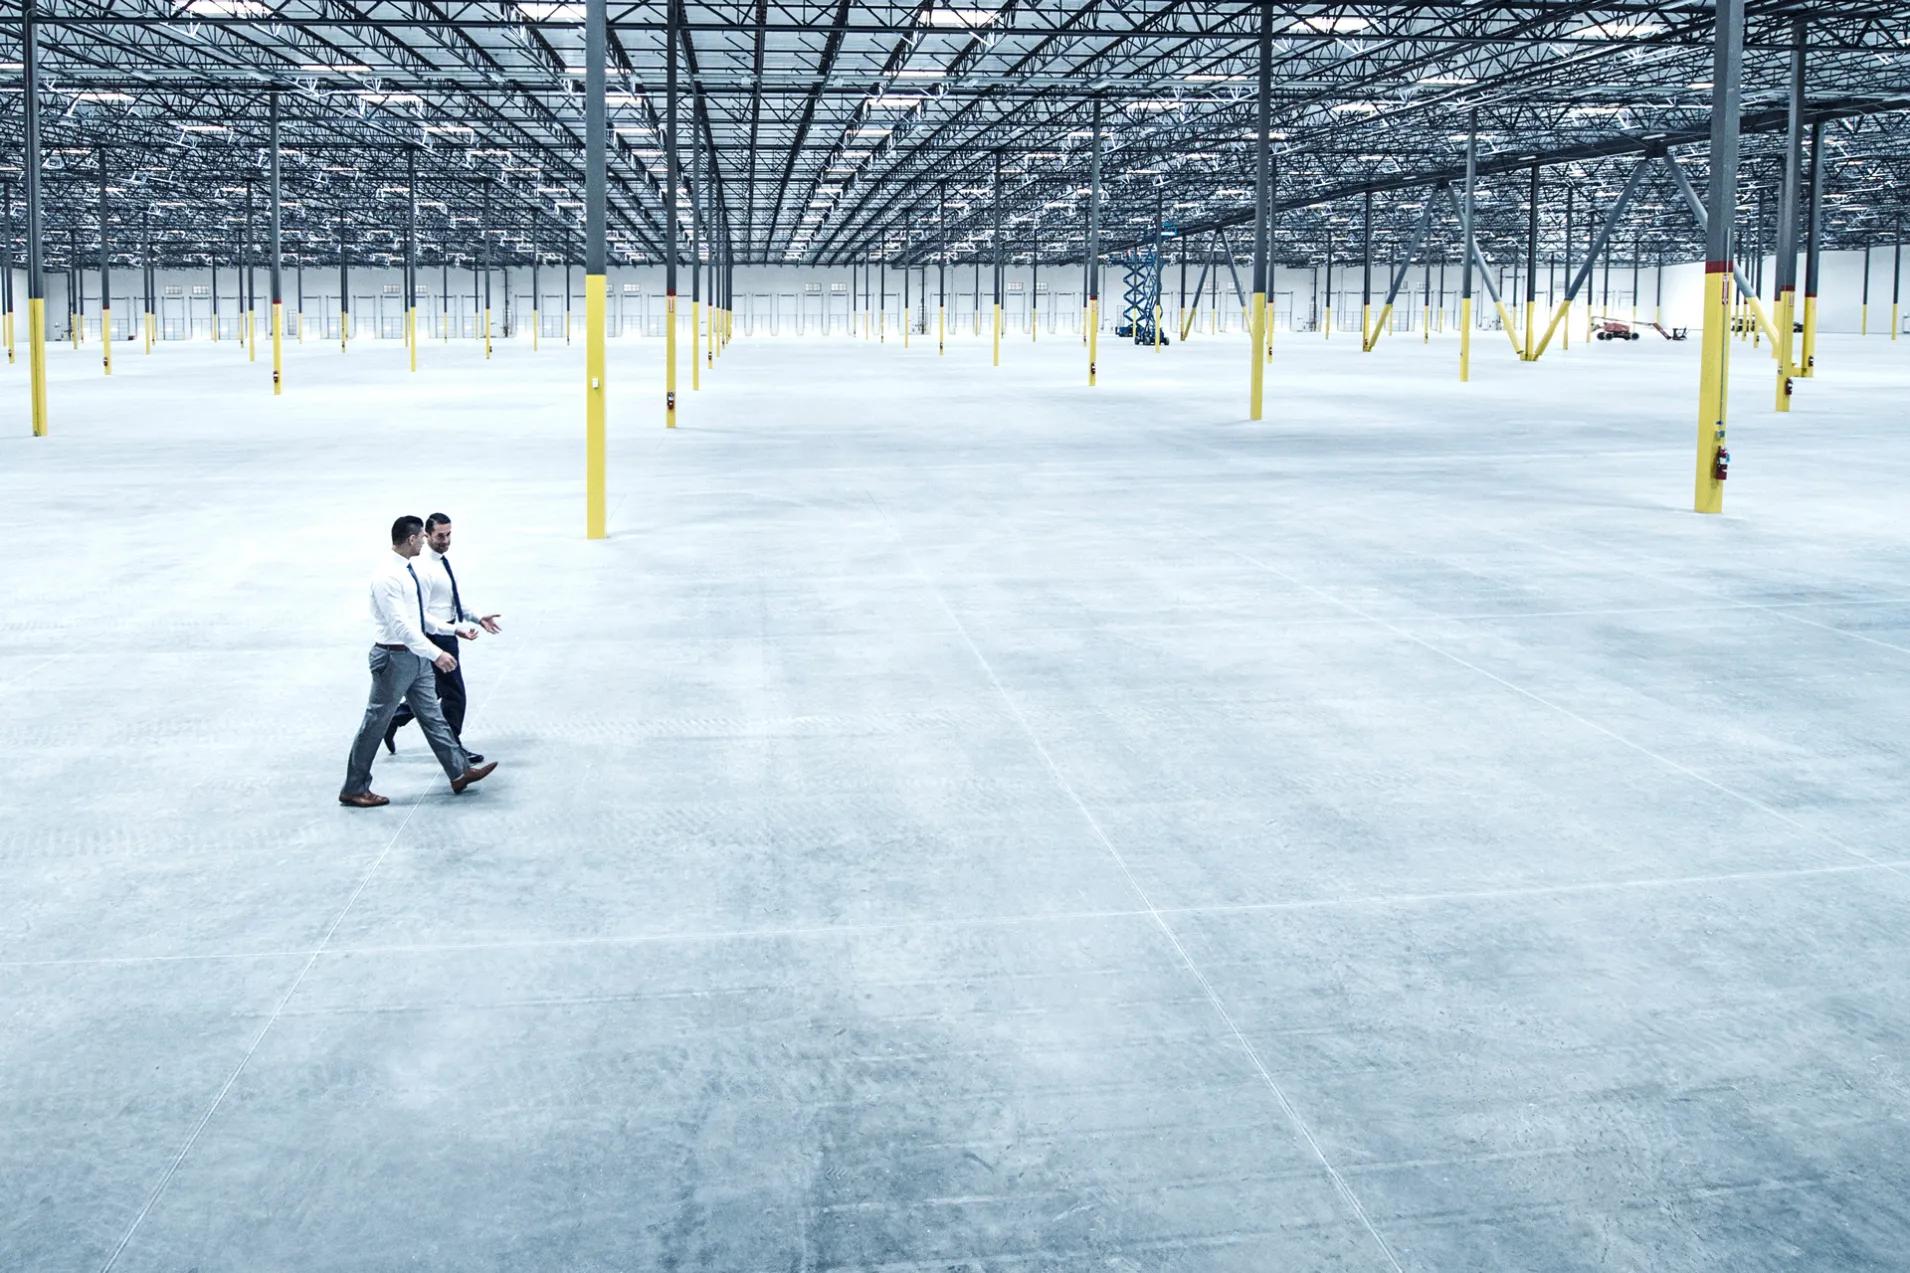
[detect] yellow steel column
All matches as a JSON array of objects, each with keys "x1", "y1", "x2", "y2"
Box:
[
  {"x1": 484, "y1": 306, "x2": 492, "y2": 358},
  {"x1": 5, "y1": 309, "x2": 13, "y2": 363},
  {"x1": 1248, "y1": 292, "x2": 1266, "y2": 420},
  {"x1": 1360, "y1": 301, "x2": 1371, "y2": 350},
  {"x1": 938, "y1": 304, "x2": 944, "y2": 354},
  {"x1": 272, "y1": 301, "x2": 284, "y2": 395},
  {"x1": 407, "y1": 306, "x2": 416, "y2": 373},
  {"x1": 532, "y1": 307, "x2": 540, "y2": 352},
  {"x1": 1695, "y1": 264, "x2": 1731, "y2": 514},
  {"x1": 1773, "y1": 288, "x2": 1792, "y2": 411},
  {"x1": 1694, "y1": 0, "x2": 1741, "y2": 513},
  {"x1": 1323, "y1": 304, "x2": 1331, "y2": 339},
  {"x1": 29, "y1": 298, "x2": 47, "y2": 436},
  {"x1": 1459, "y1": 297, "x2": 1472, "y2": 382},
  {"x1": 666, "y1": 292, "x2": 677, "y2": 427},
  {"x1": 585, "y1": 0, "x2": 610, "y2": 537},
  {"x1": 1527, "y1": 301, "x2": 1573, "y2": 361},
  {"x1": 586, "y1": 273, "x2": 606, "y2": 538},
  {"x1": 691, "y1": 298, "x2": 700, "y2": 390},
  {"x1": 1801, "y1": 294, "x2": 1817, "y2": 377},
  {"x1": 1363, "y1": 303, "x2": 1393, "y2": 352},
  {"x1": 101, "y1": 307, "x2": 112, "y2": 374},
  {"x1": 1155, "y1": 302, "x2": 1163, "y2": 352},
  {"x1": 1860, "y1": 304, "x2": 1867, "y2": 336},
  {"x1": 1087, "y1": 298, "x2": 1098, "y2": 385},
  {"x1": 991, "y1": 301, "x2": 1000, "y2": 366}
]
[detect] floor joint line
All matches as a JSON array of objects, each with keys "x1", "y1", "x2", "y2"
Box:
[
  {"x1": 862, "y1": 487, "x2": 1408, "y2": 1273},
  {"x1": 1198, "y1": 529, "x2": 1909, "y2": 885}
]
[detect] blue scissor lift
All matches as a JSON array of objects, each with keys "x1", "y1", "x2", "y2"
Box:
[{"x1": 1114, "y1": 223, "x2": 1175, "y2": 345}]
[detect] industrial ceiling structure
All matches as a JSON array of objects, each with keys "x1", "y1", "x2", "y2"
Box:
[{"x1": 1, "y1": 0, "x2": 1906, "y2": 280}]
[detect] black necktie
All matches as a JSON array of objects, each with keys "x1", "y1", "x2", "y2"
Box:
[
  {"x1": 405, "y1": 562, "x2": 427, "y2": 635},
  {"x1": 441, "y1": 555, "x2": 463, "y2": 626}
]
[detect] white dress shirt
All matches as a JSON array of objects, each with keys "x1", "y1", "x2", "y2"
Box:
[
  {"x1": 369, "y1": 551, "x2": 442, "y2": 660},
  {"x1": 418, "y1": 546, "x2": 478, "y2": 633}
]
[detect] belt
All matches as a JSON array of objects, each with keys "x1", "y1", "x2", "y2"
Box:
[{"x1": 375, "y1": 643, "x2": 408, "y2": 651}]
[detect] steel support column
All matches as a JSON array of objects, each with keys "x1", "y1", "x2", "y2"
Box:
[
  {"x1": 584, "y1": 0, "x2": 608, "y2": 534},
  {"x1": 1520, "y1": 163, "x2": 1539, "y2": 359},
  {"x1": 1323, "y1": 231, "x2": 1333, "y2": 341},
  {"x1": 1360, "y1": 188, "x2": 1373, "y2": 348},
  {"x1": 1894, "y1": 218, "x2": 1903, "y2": 341},
  {"x1": 23, "y1": 1, "x2": 46, "y2": 433},
  {"x1": 1029, "y1": 216, "x2": 1037, "y2": 342},
  {"x1": 338, "y1": 213, "x2": 349, "y2": 350},
  {"x1": 1856, "y1": 233, "x2": 1871, "y2": 332},
  {"x1": 1262, "y1": 157, "x2": 1276, "y2": 362},
  {"x1": 269, "y1": 93, "x2": 284, "y2": 391},
  {"x1": 1460, "y1": 114, "x2": 1476, "y2": 380},
  {"x1": 482, "y1": 180, "x2": 494, "y2": 358},
  {"x1": 664, "y1": 0, "x2": 678, "y2": 425},
  {"x1": 699, "y1": 118, "x2": 706, "y2": 386},
  {"x1": 1694, "y1": 0, "x2": 1743, "y2": 513},
  {"x1": 1772, "y1": 18, "x2": 1805, "y2": 410},
  {"x1": 991, "y1": 150, "x2": 1002, "y2": 366},
  {"x1": 1562, "y1": 186, "x2": 1573, "y2": 350},
  {"x1": 937, "y1": 181, "x2": 946, "y2": 355},
  {"x1": 401, "y1": 147, "x2": 415, "y2": 372},
  {"x1": 98, "y1": 150, "x2": 112, "y2": 375},
  {"x1": 1800, "y1": 120, "x2": 1823, "y2": 376},
  {"x1": 243, "y1": 179, "x2": 255, "y2": 362},
  {"x1": 1087, "y1": 96, "x2": 1102, "y2": 386}
]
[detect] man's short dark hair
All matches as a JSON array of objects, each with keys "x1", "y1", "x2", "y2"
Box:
[
  {"x1": 425, "y1": 512, "x2": 452, "y2": 531},
  {"x1": 391, "y1": 515, "x2": 425, "y2": 545}
]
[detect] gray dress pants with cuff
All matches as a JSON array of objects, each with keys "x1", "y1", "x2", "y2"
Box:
[{"x1": 343, "y1": 646, "x2": 470, "y2": 796}]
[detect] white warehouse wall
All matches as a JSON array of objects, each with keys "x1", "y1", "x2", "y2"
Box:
[{"x1": 7, "y1": 247, "x2": 1903, "y2": 342}]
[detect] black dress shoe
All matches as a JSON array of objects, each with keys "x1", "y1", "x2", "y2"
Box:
[
  {"x1": 382, "y1": 729, "x2": 397, "y2": 755},
  {"x1": 464, "y1": 752, "x2": 484, "y2": 765}
]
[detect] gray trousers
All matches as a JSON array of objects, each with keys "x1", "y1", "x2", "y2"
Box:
[{"x1": 343, "y1": 646, "x2": 470, "y2": 796}]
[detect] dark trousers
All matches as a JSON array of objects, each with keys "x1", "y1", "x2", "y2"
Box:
[{"x1": 390, "y1": 632, "x2": 466, "y2": 739}]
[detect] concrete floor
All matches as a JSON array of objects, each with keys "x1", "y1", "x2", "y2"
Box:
[{"x1": 3, "y1": 324, "x2": 1908, "y2": 1272}]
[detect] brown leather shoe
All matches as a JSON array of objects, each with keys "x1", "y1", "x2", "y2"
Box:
[
  {"x1": 450, "y1": 761, "x2": 497, "y2": 794},
  {"x1": 338, "y1": 791, "x2": 390, "y2": 808}
]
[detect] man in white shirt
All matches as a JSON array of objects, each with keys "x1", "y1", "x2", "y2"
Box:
[
  {"x1": 340, "y1": 515, "x2": 498, "y2": 808},
  {"x1": 384, "y1": 511, "x2": 503, "y2": 762}
]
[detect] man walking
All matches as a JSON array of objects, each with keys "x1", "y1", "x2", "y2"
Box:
[
  {"x1": 340, "y1": 516, "x2": 498, "y2": 808},
  {"x1": 385, "y1": 511, "x2": 502, "y2": 762}
]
